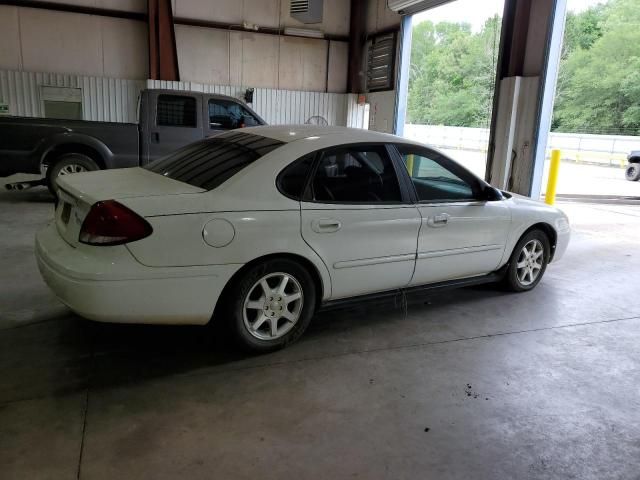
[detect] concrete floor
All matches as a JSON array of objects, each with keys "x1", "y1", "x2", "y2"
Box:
[{"x1": 1, "y1": 182, "x2": 640, "y2": 480}]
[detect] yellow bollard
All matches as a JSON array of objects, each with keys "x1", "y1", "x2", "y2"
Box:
[
  {"x1": 545, "y1": 149, "x2": 561, "y2": 205},
  {"x1": 405, "y1": 154, "x2": 415, "y2": 176}
]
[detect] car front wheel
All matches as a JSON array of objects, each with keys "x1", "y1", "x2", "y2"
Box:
[
  {"x1": 503, "y1": 230, "x2": 550, "y2": 292},
  {"x1": 228, "y1": 258, "x2": 316, "y2": 353}
]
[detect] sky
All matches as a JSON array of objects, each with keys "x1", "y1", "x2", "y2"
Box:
[
  {"x1": 568, "y1": 0, "x2": 606, "y2": 12},
  {"x1": 413, "y1": 0, "x2": 609, "y2": 31},
  {"x1": 412, "y1": 0, "x2": 504, "y2": 32}
]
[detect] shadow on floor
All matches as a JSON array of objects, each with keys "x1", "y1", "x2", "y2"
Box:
[
  {"x1": 0, "y1": 284, "x2": 510, "y2": 404},
  {"x1": 0, "y1": 187, "x2": 53, "y2": 205}
]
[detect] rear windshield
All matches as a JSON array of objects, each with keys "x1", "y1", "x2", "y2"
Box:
[{"x1": 144, "y1": 132, "x2": 283, "y2": 190}]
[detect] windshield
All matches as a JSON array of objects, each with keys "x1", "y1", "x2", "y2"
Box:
[{"x1": 144, "y1": 132, "x2": 283, "y2": 190}]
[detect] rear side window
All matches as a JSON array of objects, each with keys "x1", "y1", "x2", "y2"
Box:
[
  {"x1": 145, "y1": 132, "x2": 283, "y2": 190},
  {"x1": 311, "y1": 145, "x2": 402, "y2": 203},
  {"x1": 157, "y1": 94, "x2": 197, "y2": 127},
  {"x1": 277, "y1": 153, "x2": 315, "y2": 199}
]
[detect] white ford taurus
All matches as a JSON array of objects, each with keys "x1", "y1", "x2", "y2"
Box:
[{"x1": 36, "y1": 126, "x2": 570, "y2": 351}]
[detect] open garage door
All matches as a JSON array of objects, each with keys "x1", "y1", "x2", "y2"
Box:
[
  {"x1": 397, "y1": 0, "x2": 505, "y2": 179},
  {"x1": 542, "y1": 0, "x2": 640, "y2": 201}
]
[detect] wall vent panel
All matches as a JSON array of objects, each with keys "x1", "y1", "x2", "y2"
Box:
[{"x1": 289, "y1": 0, "x2": 323, "y2": 24}]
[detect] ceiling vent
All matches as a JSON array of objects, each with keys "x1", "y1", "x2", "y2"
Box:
[{"x1": 290, "y1": 0, "x2": 323, "y2": 24}]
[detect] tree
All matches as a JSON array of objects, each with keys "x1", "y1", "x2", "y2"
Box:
[
  {"x1": 407, "y1": 0, "x2": 640, "y2": 136},
  {"x1": 553, "y1": 0, "x2": 640, "y2": 134},
  {"x1": 407, "y1": 16, "x2": 501, "y2": 128}
]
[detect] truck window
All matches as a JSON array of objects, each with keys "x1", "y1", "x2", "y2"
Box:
[
  {"x1": 157, "y1": 94, "x2": 197, "y2": 128},
  {"x1": 208, "y1": 99, "x2": 260, "y2": 129}
]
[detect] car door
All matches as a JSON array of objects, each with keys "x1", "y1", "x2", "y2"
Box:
[
  {"x1": 300, "y1": 144, "x2": 421, "y2": 299},
  {"x1": 393, "y1": 144, "x2": 511, "y2": 286},
  {"x1": 205, "y1": 97, "x2": 263, "y2": 136},
  {"x1": 146, "y1": 92, "x2": 204, "y2": 161}
]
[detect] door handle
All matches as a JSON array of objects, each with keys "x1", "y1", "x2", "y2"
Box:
[
  {"x1": 311, "y1": 218, "x2": 342, "y2": 233},
  {"x1": 427, "y1": 213, "x2": 450, "y2": 227},
  {"x1": 151, "y1": 132, "x2": 160, "y2": 143}
]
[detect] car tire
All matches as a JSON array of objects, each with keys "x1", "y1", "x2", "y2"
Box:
[
  {"x1": 46, "y1": 153, "x2": 100, "y2": 195},
  {"x1": 227, "y1": 258, "x2": 317, "y2": 353},
  {"x1": 625, "y1": 163, "x2": 640, "y2": 181},
  {"x1": 503, "y1": 229, "x2": 551, "y2": 292}
]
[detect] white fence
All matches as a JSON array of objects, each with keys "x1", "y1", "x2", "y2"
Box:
[
  {"x1": 0, "y1": 69, "x2": 366, "y2": 128},
  {"x1": 404, "y1": 124, "x2": 640, "y2": 167},
  {"x1": 404, "y1": 124, "x2": 491, "y2": 153}
]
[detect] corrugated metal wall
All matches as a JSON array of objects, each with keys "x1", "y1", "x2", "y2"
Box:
[
  {"x1": 0, "y1": 69, "x2": 366, "y2": 128},
  {"x1": 346, "y1": 99, "x2": 370, "y2": 131},
  {"x1": 0, "y1": 70, "x2": 144, "y2": 123}
]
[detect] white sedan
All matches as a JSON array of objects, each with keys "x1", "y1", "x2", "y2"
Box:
[{"x1": 36, "y1": 126, "x2": 570, "y2": 352}]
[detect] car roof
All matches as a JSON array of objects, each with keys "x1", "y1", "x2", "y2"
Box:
[
  {"x1": 147, "y1": 89, "x2": 248, "y2": 102},
  {"x1": 240, "y1": 125, "x2": 420, "y2": 145}
]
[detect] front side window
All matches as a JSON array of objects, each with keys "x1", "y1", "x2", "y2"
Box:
[
  {"x1": 396, "y1": 145, "x2": 477, "y2": 202},
  {"x1": 209, "y1": 99, "x2": 261, "y2": 129},
  {"x1": 157, "y1": 94, "x2": 197, "y2": 127},
  {"x1": 144, "y1": 132, "x2": 283, "y2": 190},
  {"x1": 310, "y1": 145, "x2": 402, "y2": 203}
]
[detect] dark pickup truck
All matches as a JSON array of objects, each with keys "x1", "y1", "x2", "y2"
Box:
[{"x1": 0, "y1": 88, "x2": 264, "y2": 192}]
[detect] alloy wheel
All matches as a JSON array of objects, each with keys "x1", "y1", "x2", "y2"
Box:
[
  {"x1": 516, "y1": 239, "x2": 545, "y2": 286},
  {"x1": 242, "y1": 272, "x2": 304, "y2": 340},
  {"x1": 58, "y1": 164, "x2": 88, "y2": 176}
]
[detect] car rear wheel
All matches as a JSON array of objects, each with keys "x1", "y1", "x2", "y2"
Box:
[
  {"x1": 46, "y1": 153, "x2": 99, "y2": 195},
  {"x1": 228, "y1": 258, "x2": 316, "y2": 353},
  {"x1": 625, "y1": 163, "x2": 640, "y2": 181},
  {"x1": 503, "y1": 230, "x2": 550, "y2": 292}
]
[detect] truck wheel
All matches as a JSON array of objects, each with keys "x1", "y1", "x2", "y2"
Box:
[
  {"x1": 625, "y1": 163, "x2": 640, "y2": 182},
  {"x1": 47, "y1": 153, "x2": 99, "y2": 195}
]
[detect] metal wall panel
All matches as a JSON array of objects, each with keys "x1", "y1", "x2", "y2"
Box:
[
  {"x1": 0, "y1": 69, "x2": 364, "y2": 128},
  {"x1": 0, "y1": 69, "x2": 144, "y2": 123}
]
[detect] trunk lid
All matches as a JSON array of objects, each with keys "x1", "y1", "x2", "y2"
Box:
[
  {"x1": 54, "y1": 167, "x2": 205, "y2": 246},
  {"x1": 58, "y1": 167, "x2": 205, "y2": 202}
]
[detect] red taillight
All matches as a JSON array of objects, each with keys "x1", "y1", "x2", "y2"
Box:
[{"x1": 79, "y1": 200, "x2": 152, "y2": 246}]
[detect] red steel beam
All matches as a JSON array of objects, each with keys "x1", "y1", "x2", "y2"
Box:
[
  {"x1": 347, "y1": 0, "x2": 368, "y2": 93},
  {"x1": 148, "y1": 0, "x2": 179, "y2": 81}
]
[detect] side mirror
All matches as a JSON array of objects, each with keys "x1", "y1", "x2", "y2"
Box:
[{"x1": 482, "y1": 185, "x2": 503, "y2": 201}]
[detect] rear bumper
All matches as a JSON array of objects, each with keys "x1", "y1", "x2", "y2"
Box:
[{"x1": 35, "y1": 223, "x2": 240, "y2": 325}]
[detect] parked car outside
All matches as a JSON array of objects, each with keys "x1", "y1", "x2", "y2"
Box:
[
  {"x1": 35, "y1": 126, "x2": 571, "y2": 352},
  {"x1": 0, "y1": 89, "x2": 264, "y2": 192}
]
